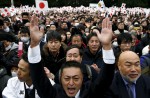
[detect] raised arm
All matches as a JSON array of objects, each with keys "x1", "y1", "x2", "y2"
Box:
[
  {"x1": 30, "y1": 14, "x2": 44, "y2": 48},
  {"x1": 96, "y1": 17, "x2": 113, "y2": 50},
  {"x1": 28, "y1": 14, "x2": 55, "y2": 98},
  {"x1": 89, "y1": 17, "x2": 115, "y2": 98}
]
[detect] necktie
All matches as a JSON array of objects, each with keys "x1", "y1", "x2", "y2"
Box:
[
  {"x1": 24, "y1": 83, "x2": 35, "y2": 98},
  {"x1": 127, "y1": 84, "x2": 134, "y2": 98},
  {"x1": 26, "y1": 88, "x2": 35, "y2": 98}
]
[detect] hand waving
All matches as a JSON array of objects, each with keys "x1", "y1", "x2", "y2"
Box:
[
  {"x1": 44, "y1": 67, "x2": 55, "y2": 80},
  {"x1": 95, "y1": 18, "x2": 114, "y2": 50},
  {"x1": 30, "y1": 14, "x2": 44, "y2": 48}
]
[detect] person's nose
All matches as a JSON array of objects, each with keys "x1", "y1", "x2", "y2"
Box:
[
  {"x1": 68, "y1": 79, "x2": 74, "y2": 86},
  {"x1": 92, "y1": 41, "x2": 97, "y2": 46},
  {"x1": 126, "y1": 43, "x2": 130, "y2": 46},
  {"x1": 70, "y1": 56, "x2": 75, "y2": 61},
  {"x1": 17, "y1": 69, "x2": 20, "y2": 76},
  {"x1": 52, "y1": 42, "x2": 55, "y2": 46},
  {"x1": 74, "y1": 41, "x2": 78, "y2": 45},
  {"x1": 130, "y1": 66, "x2": 136, "y2": 72}
]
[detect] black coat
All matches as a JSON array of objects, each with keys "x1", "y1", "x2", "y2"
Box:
[
  {"x1": 0, "y1": 66, "x2": 11, "y2": 97},
  {"x1": 104, "y1": 72, "x2": 150, "y2": 98},
  {"x1": 0, "y1": 42, "x2": 19, "y2": 75},
  {"x1": 29, "y1": 60, "x2": 115, "y2": 98},
  {"x1": 81, "y1": 48, "x2": 105, "y2": 69},
  {"x1": 41, "y1": 45, "x2": 66, "y2": 75}
]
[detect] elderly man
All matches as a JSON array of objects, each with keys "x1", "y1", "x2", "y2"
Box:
[{"x1": 105, "y1": 51, "x2": 150, "y2": 98}]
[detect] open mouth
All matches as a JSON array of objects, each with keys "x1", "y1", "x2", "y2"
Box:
[
  {"x1": 129, "y1": 74, "x2": 138, "y2": 78},
  {"x1": 68, "y1": 88, "x2": 76, "y2": 94}
]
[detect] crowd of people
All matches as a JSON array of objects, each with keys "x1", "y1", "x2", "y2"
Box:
[{"x1": 0, "y1": 5, "x2": 150, "y2": 98}]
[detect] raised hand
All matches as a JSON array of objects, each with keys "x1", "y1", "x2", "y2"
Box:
[
  {"x1": 44, "y1": 67, "x2": 55, "y2": 80},
  {"x1": 95, "y1": 17, "x2": 114, "y2": 50},
  {"x1": 91, "y1": 64, "x2": 101, "y2": 73},
  {"x1": 30, "y1": 14, "x2": 44, "y2": 48}
]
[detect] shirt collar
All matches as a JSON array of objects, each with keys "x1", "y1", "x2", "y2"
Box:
[
  {"x1": 122, "y1": 76, "x2": 136, "y2": 85},
  {"x1": 75, "y1": 90, "x2": 80, "y2": 98},
  {"x1": 25, "y1": 82, "x2": 34, "y2": 89}
]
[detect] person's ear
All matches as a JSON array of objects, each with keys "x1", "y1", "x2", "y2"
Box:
[
  {"x1": 117, "y1": 61, "x2": 121, "y2": 71},
  {"x1": 87, "y1": 43, "x2": 89, "y2": 47},
  {"x1": 58, "y1": 69, "x2": 61, "y2": 84},
  {"x1": 28, "y1": 72, "x2": 30, "y2": 76}
]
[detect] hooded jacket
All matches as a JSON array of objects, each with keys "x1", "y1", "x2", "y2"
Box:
[{"x1": 0, "y1": 42, "x2": 19, "y2": 75}]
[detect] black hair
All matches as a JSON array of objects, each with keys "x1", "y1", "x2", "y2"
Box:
[
  {"x1": 20, "y1": 26, "x2": 30, "y2": 36},
  {"x1": 117, "y1": 33, "x2": 132, "y2": 45},
  {"x1": 21, "y1": 52, "x2": 28, "y2": 64},
  {"x1": 71, "y1": 34, "x2": 83, "y2": 42},
  {"x1": 46, "y1": 30, "x2": 61, "y2": 42},
  {"x1": 66, "y1": 44, "x2": 83, "y2": 57},
  {"x1": 61, "y1": 21, "x2": 67, "y2": 24},
  {"x1": 70, "y1": 26, "x2": 83, "y2": 37},
  {"x1": 132, "y1": 20, "x2": 140, "y2": 27},
  {"x1": 60, "y1": 31, "x2": 68, "y2": 44},
  {"x1": 0, "y1": 30, "x2": 18, "y2": 42},
  {"x1": 60, "y1": 61, "x2": 83, "y2": 75},
  {"x1": 148, "y1": 24, "x2": 150, "y2": 30},
  {"x1": 21, "y1": 12, "x2": 29, "y2": 17},
  {"x1": 0, "y1": 19, "x2": 4, "y2": 26},
  {"x1": 3, "y1": 17, "x2": 10, "y2": 22},
  {"x1": 86, "y1": 32, "x2": 98, "y2": 44},
  {"x1": 76, "y1": 24, "x2": 85, "y2": 31},
  {"x1": 50, "y1": 24, "x2": 56, "y2": 27},
  {"x1": 85, "y1": 17, "x2": 92, "y2": 23},
  {"x1": 111, "y1": 15, "x2": 117, "y2": 20}
]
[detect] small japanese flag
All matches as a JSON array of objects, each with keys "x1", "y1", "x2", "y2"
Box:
[
  {"x1": 36, "y1": 0, "x2": 48, "y2": 11},
  {"x1": 98, "y1": 0, "x2": 106, "y2": 9},
  {"x1": 121, "y1": 3, "x2": 126, "y2": 8}
]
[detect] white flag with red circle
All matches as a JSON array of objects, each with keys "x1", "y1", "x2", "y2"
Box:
[{"x1": 36, "y1": 0, "x2": 48, "y2": 11}]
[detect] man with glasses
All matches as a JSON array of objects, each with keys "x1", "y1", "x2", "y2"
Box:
[{"x1": 113, "y1": 33, "x2": 140, "y2": 61}]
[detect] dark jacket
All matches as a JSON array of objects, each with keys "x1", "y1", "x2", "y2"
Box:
[
  {"x1": 104, "y1": 72, "x2": 150, "y2": 98},
  {"x1": 29, "y1": 60, "x2": 115, "y2": 98},
  {"x1": 0, "y1": 42, "x2": 19, "y2": 75},
  {"x1": 41, "y1": 45, "x2": 66, "y2": 75},
  {"x1": 11, "y1": 20, "x2": 22, "y2": 35},
  {"x1": 81, "y1": 48, "x2": 104, "y2": 69},
  {"x1": 0, "y1": 66, "x2": 11, "y2": 97}
]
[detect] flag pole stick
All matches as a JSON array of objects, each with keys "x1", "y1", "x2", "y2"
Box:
[{"x1": 11, "y1": 0, "x2": 14, "y2": 7}]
